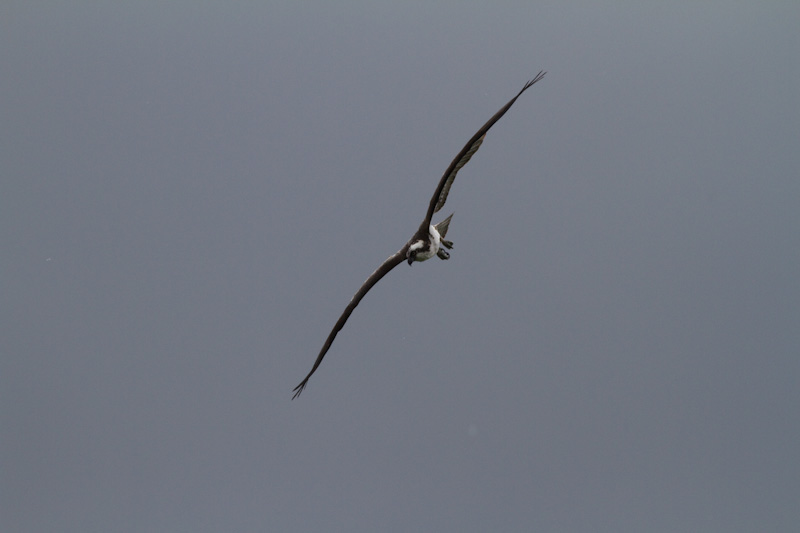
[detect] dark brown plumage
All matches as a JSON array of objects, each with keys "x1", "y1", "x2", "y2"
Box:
[{"x1": 292, "y1": 72, "x2": 546, "y2": 399}]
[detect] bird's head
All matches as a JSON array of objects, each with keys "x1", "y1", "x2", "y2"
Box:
[{"x1": 406, "y1": 240, "x2": 425, "y2": 265}]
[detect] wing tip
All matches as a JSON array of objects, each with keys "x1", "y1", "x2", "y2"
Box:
[
  {"x1": 291, "y1": 380, "x2": 308, "y2": 400},
  {"x1": 524, "y1": 70, "x2": 547, "y2": 91}
]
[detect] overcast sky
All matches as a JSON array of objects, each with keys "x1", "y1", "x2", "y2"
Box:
[{"x1": 3, "y1": 2, "x2": 799, "y2": 532}]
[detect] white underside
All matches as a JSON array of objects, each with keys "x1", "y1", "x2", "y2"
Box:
[{"x1": 410, "y1": 225, "x2": 441, "y2": 262}]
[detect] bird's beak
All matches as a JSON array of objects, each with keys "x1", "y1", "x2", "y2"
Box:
[{"x1": 407, "y1": 256, "x2": 414, "y2": 266}]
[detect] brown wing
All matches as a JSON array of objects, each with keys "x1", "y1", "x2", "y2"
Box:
[
  {"x1": 292, "y1": 246, "x2": 408, "y2": 399},
  {"x1": 420, "y1": 71, "x2": 546, "y2": 232}
]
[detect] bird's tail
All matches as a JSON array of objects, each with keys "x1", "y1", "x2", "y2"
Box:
[{"x1": 434, "y1": 213, "x2": 454, "y2": 241}]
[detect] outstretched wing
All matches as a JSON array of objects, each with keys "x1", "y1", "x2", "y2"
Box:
[
  {"x1": 420, "y1": 71, "x2": 546, "y2": 232},
  {"x1": 292, "y1": 246, "x2": 408, "y2": 399}
]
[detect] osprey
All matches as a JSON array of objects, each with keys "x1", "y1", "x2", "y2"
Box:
[{"x1": 293, "y1": 71, "x2": 546, "y2": 399}]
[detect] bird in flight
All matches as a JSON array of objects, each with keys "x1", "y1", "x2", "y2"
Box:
[{"x1": 292, "y1": 71, "x2": 546, "y2": 399}]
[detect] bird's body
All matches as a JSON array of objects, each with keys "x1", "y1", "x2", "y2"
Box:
[
  {"x1": 292, "y1": 72, "x2": 546, "y2": 399},
  {"x1": 407, "y1": 225, "x2": 442, "y2": 263}
]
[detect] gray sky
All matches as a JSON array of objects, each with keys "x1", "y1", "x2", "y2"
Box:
[{"x1": 3, "y1": 2, "x2": 799, "y2": 531}]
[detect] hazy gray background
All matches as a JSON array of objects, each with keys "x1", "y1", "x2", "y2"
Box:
[{"x1": 3, "y1": 2, "x2": 798, "y2": 531}]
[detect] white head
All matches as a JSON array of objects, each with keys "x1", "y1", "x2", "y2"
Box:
[{"x1": 406, "y1": 240, "x2": 427, "y2": 265}]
